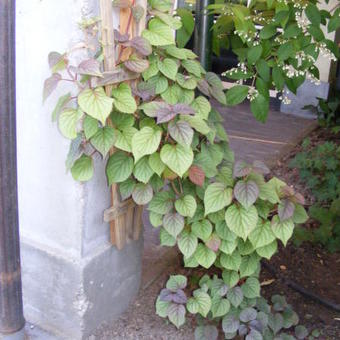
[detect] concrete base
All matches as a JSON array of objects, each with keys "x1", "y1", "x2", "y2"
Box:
[
  {"x1": 0, "y1": 328, "x2": 25, "y2": 340},
  {"x1": 21, "y1": 237, "x2": 143, "y2": 340},
  {"x1": 280, "y1": 79, "x2": 329, "y2": 119}
]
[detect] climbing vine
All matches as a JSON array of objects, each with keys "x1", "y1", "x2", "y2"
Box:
[{"x1": 42, "y1": 0, "x2": 336, "y2": 338}]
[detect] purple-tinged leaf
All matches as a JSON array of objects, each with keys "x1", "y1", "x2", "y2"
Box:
[
  {"x1": 238, "y1": 324, "x2": 248, "y2": 336},
  {"x1": 159, "y1": 289, "x2": 187, "y2": 303},
  {"x1": 48, "y1": 52, "x2": 67, "y2": 72},
  {"x1": 156, "y1": 106, "x2": 176, "y2": 124},
  {"x1": 189, "y1": 165, "x2": 205, "y2": 187},
  {"x1": 133, "y1": 82, "x2": 155, "y2": 101},
  {"x1": 281, "y1": 185, "x2": 295, "y2": 197},
  {"x1": 132, "y1": 5, "x2": 144, "y2": 22},
  {"x1": 252, "y1": 160, "x2": 270, "y2": 175},
  {"x1": 96, "y1": 69, "x2": 138, "y2": 86},
  {"x1": 294, "y1": 192, "x2": 305, "y2": 205},
  {"x1": 124, "y1": 58, "x2": 149, "y2": 73},
  {"x1": 233, "y1": 160, "x2": 252, "y2": 178},
  {"x1": 172, "y1": 103, "x2": 195, "y2": 115},
  {"x1": 197, "y1": 79, "x2": 211, "y2": 96},
  {"x1": 278, "y1": 199, "x2": 295, "y2": 221},
  {"x1": 240, "y1": 307, "x2": 257, "y2": 323},
  {"x1": 168, "y1": 120, "x2": 193, "y2": 146},
  {"x1": 249, "y1": 319, "x2": 263, "y2": 333},
  {"x1": 43, "y1": 73, "x2": 62, "y2": 102},
  {"x1": 205, "y1": 234, "x2": 221, "y2": 252},
  {"x1": 205, "y1": 72, "x2": 224, "y2": 90},
  {"x1": 114, "y1": 29, "x2": 129, "y2": 43},
  {"x1": 124, "y1": 36, "x2": 152, "y2": 56},
  {"x1": 77, "y1": 58, "x2": 102, "y2": 77},
  {"x1": 234, "y1": 180, "x2": 259, "y2": 209},
  {"x1": 140, "y1": 101, "x2": 171, "y2": 117}
]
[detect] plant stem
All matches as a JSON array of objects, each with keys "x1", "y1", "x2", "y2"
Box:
[{"x1": 171, "y1": 181, "x2": 180, "y2": 196}]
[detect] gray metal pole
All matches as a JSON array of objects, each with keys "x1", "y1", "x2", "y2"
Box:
[
  {"x1": 194, "y1": 0, "x2": 214, "y2": 71},
  {"x1": 0, "y1": 0, "x2": 25, "y2": 338}
]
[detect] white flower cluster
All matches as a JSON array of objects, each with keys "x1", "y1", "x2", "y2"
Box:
[
  {"x1": 279, "y1": 89, "x2": 291, "y2": 105},
  {"x1": 296, "y1": 51, "x2": 315, "y2": 63},
  {"x1": 234, "y1": 30, "x2": 256, "y2": 44},
  {"x1": 247, "y1": 86, "x2": 259, "y2": 101},
  {"x1": 222, "y1": 62, "x2": 248, "y2": 77},
  {"x1": 293, "y1": 0, "x2": 307, "y2": 10},
  {"x1": 316, "y1": 42, "x2": 337, "y2": 61},
  {"x1": 281, "y1": 64, "x2": 305, "y2": 78},
  {"x1": 295, "y1": 12, "x2": 309, "y2": 33},
  {"x1": 306, "y1": 71, "x2": 321, "y2": 85},
  {"x1": 274, "y1": 36, "x2": 289, "y2": 44}
]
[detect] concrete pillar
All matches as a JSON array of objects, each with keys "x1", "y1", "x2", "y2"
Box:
[{"x1": 16, "y1": 1, "x2": 143, "y2": 339}]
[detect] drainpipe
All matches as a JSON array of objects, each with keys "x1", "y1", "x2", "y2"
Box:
[
  {"x1": 0, "y1": 1, "x2": 25, "y2": 339},
  {"x1": 194, "y1": 0, "x2": 213, "y2": 71}
]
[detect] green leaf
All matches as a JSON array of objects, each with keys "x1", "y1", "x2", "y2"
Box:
[
  {"x1": 278, "y1": 42, "x2": 294, "y2": 61},
  {"x1": 168, "y1": 120, "x2": 193, "y2": 147},
  {"x1": 84, "y1": 115, "x2": 99, "y2": 139},
  {"x1": 176, "y1": 8, "x2": 195, "y2": 48},
  {"x1": 178, "y1": 230, "x2": 198, "y2": 258},
  {"x1": 160, "y1": 143, "x2": 193, "y2": 177},
  {"x1": 166, "y1": 274, "x2": 187, "y2": 290},
  {"x1": 161, "y1": 84, "x2": 181, "y2": 104},
  {"x1": 191, "y1": 96, "x2": 211, "y2": 120},
  {"x1": 142, "y1": 18, "x2": 175, "y2": 46},
  {"x1": 292, "y1": 205, "x2": 309, "y2": 224},
  {"x1": 132, "y1": 183, "x2": 153, "y2": 205},
  {"x1": 226, "y1": 85, "x2": 248, "y2": 106},
  {"x1": 305, "y1": 4, "x2": 321, "y2": 26},
  {"x1": 52, "y1": 92, "x2": 71, "y2": 122},
  {"x1": 112, "y1": 83, "x2": 137, "y2": 114},
  {"x1": 256, "y1": 240, "x2": 277, "y2": 259},
  {"x1": 192, "y1": 219, "x2": 213, "y2": 242},
  {"x1": 132, "y1": 127, "x2": 162, "y2": 162},
  {"x1": 249, "y1": 221, "x2": 275, "y2": 248},
  {"x1": 149, "y1": 211, "x2": 162, "y2": 227},
  {"x1": 114, "y1": 126, "x2": 137, "y2": 152},
  {"x1": 234, "y1": 180, "x2": 259, "y2": 209},
  {"x1": 187, "y1": 290, "x2": 211, "y2": 317},
  {"x1": 222, "y1": 270, "x2": 239, "y2": 288},
  {"x1": 90, "y1": 126, "x2": 115, "y2": 157},
  {"x1": 211, "y1": 295, "x2": 230, "y2": 318},
  {"x1": 247, "y1": 45, "x2": 263, "y2": 65},
  {"x1": 148, "y1": 191, "x2": 174, "y2": 214},
  {"x1": 182, "y1": 59, "x2": 202, "y2": 77},
  {"x1": 220, "y1": 251, "x2": 241, "y2": 271},
  {"x1": 176, "y1": 73, "x2": 197, "y2": 90},
  {"x1": 106, "y1": 151, "x2": 134, "y2": 184},
  {"x1": 195, "y1": 325, "x2": 218, "y2": 340},
  {"x1": 241, "y1": 277, "x2": 260, "y2": 298},
  {"x1": 78, "y1": 87, "x2": 113, "y2": 125},
  {"x1": 71, "y1": 155, "x2": 93, "y2": 182},
  {"x1": 272, "y1": 66, "x2": 284, "y2": 91},
  {"x1": 259, "y1": 24, "x2": 276, "y2": 39},
  {"x1": 239, "y1": 254, "x2": 259, "y2": 278},
  {"x1": 225, "y1": 204, "x2": 258, "y2": 241},
  {"x1": 166, "y1": 45, "x2": 187, "y2": 60},
  {"x1": 163, "y1": 212, "x2": 185, "y2": 237},
  {"x1": 160, "y1": 227, "x2": 176, "y2": 246},
  {"x1": 157, "y1": 58, "x2": 178, "y2": 81},
  {"x1": 226, "y1": 287, "x2": 243, "y2": 307},
  {"x1": 148, "y1": 152, "x2": 166, "y2": 177},
  {"x1": 271, "y1": 215, "x2": 294, "y2": 246},
  {"x1": 250, "y1": 94, "x2": 269, "y2": 123},
  {"x1": 133, "y1": 156, "x2": 154, "y2": 183},
  {"x1": 59, "y1": 108, "x2": 83, "y2": 139},
  {"x1": 119, "y1": 178, "x2": 136, "y2": 200},
  {"x1": 167, "y1": 303, "x2": 186, "y2": 329},
  {"x1": 156, "y1": 296, "x2": 170, "y2": 318},
  {"x1": 175, "y1": 195, "x2": 197, "y2": 217},
  {"x1": 180, "y1": 115, "x2": 210, "y2": 135},
  {"x1": 194, "y1": 244, "x2": 217, "y2": 268},
  {"x1": 222, "y1": 315, "x2": 240, "y2": 334},
  {"x1": 204, "y1": 182, "x2": 233, "y2": 215}
]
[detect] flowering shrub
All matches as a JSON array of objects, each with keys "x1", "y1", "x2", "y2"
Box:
[
  {"x1": 210, "y1": 0, "x2": 339, "y2": 121},
  {"x1": 42, "y1": 0, "x2": 332, "y2": 338}
]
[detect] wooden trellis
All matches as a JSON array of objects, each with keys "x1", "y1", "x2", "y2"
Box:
[{"x1": 99, "y1": 0, "x2": 147, "y2": 250}]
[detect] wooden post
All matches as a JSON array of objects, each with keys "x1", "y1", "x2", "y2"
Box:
[{"x1": 100, "y1": 0, "x2": 147, "y2": 249}]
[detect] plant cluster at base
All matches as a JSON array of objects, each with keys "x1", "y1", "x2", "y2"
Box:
[{"x1": 43, "y1": 0, "x2": 313, "y2": 338}]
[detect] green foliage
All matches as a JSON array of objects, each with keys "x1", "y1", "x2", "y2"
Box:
[
  {"x1": 290, "y1": 140, "x2": 340, "y2": 252},
  {"x1": 44, "y1": 0, "x2": 313, "y2": 337}
]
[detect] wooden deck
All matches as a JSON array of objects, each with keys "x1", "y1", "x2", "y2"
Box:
[{"x1": 141, "y1": 101, "x2": 318, "y2": 288}]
